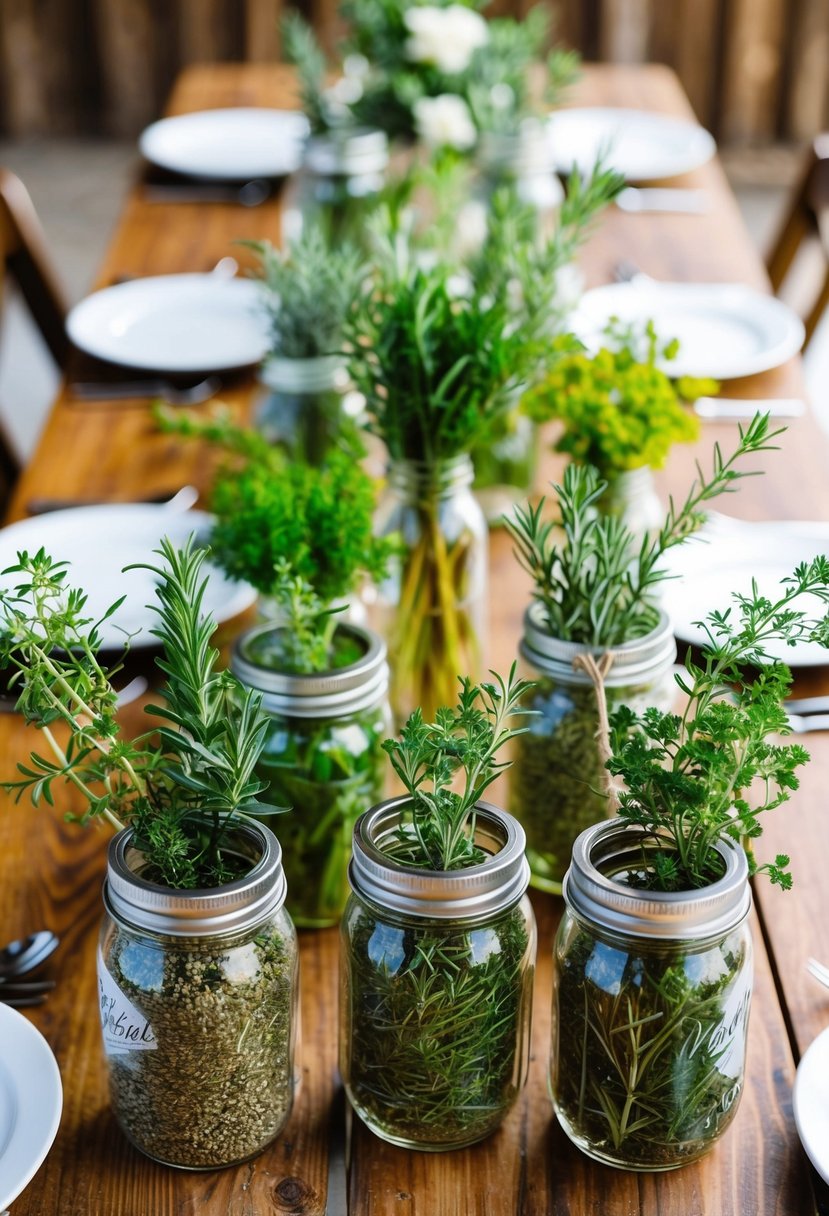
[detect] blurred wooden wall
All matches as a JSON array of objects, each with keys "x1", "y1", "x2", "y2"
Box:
[{"x1": 0, "y1": 0, "x2": 827, "y2": 143}]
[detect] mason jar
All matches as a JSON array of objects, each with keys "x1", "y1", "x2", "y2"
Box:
[
  {"x1": 98, "y1": 821, "x2": 298, "y2": 1169},
  {"x1": 476, "y1": 119, "x2": 564, "y2": 243},
  {"x1": 472, "y1": 409, "x2": 538, "y2": 525},
  {"x1": 231, "y1": 620, "x2": 391, "y2": 928},
  {"x1": 551, "y1": 821, "x2": 753, "y2": 1170},
  {"x1": 372, "y1": 454, "x2": 488, "y2": 724},
  {"x1": 340, "y1": 798, "x2": 536, "y2": 1150},
  {"x1": 282, "y1": 127, "x2": 388, "y2": 245},
  {"x1": 598, "y1": 466, "x2": 665, "y2": 538},
  {"x1": 255, "y1": 353, "x2": 350, "y2": 466},
  {"x1": 510, "y1": 606, "x2": 676, "y2": 894}
]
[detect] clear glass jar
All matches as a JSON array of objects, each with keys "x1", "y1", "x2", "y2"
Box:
[
  {"x1": 255, "y1": 354, "x2": 349, "y2": 466},
  {"x1": 232, "y1": 621, "x2": 391, "y2": 928},
  {"x1": 551, "y1": 821, "x2": 753, "y2": 1170},
  {"x1": 282, "y1": 127, "x2": 388, "y2": 246},
  {"x1": 475, "y1": 120, "x2": 564, "y2": 244},
  {"x1": 510, "y1": 606, "x2": 676, "y2": 894},
  {"x1": 598, "y1": 466, "x2": 665, "y2": 538},
  {"x1": 98, "y1": 821, "x2": 298, "y2": 1169},
  {"x1": 372, "y1": 454, "x2": 488, "y2": 724},
  {"x1": 340, "y1": 798, "x2": 536, "y2": 1150},
  {"x1": 472, "y1": 410, "x2": 538, "y2": 525}
]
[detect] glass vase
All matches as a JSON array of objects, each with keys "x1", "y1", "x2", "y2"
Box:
[
  {"x1": 231, "y1": 620, "x2": 391, "y2": 928},
  {"x1": 282, "y1": 126, "x2": 388, "y2": 246},
  {"x1": 510, "y1": 606, "x2": 676, "y2": 894},
  {"x1": 598, "y1": 466, "x2": 665, "y2": 538},
  {"x1": 340, "y1": 798, "x2": 536, "y2": 1149},
  {"x1": 255, "y1": 354, "x2": 349, "y2": 466},
  {"x1": 551, "y1": 821, "x2": 753, "y2": 1170},
  {"x1": 98, "y1": 821, "x2": 298, "y2": 1169},
  {"x1": 372, "y1": 454, "x2": 487, "y2": 723}
]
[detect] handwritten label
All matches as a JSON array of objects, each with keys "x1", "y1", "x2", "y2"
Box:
[{"x1": 97, "y1": 946, "x2": 157, "y2": 1055}]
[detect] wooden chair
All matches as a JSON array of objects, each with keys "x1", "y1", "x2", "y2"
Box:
[
  {"x1": 766, "y1": 134, "x2": 829, "y2": 351},
  {"x1": 0, "y1": 168, "x2": 69, "y2": 504}
]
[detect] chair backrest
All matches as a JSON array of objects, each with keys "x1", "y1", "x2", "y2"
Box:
[{"x1": 766, "y1": 135, "x2": 829, "y2": 352}]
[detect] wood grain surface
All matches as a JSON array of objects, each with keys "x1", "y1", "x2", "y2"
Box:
[{"x1": 1, "y1": 63, "x2": 827, "y2": 1216}]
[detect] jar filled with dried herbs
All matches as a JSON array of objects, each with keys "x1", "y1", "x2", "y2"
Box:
[
  {"x1": 99, "y1": 821, "x2": 298, "y2": 1169},
  {"x1": 232, "y1": 619, "x2": 391, "y2": 928},
  {"x1": 341, "y1": 798, "x2": 535, "y2": 1149},
  {"x1": 552, "y1": 821, "x2": 752, "y2": 1170}
]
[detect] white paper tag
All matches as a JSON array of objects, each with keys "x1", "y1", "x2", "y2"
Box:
[{"x1": 97, "y1": 946, "x2": 158, "y2": 1055}]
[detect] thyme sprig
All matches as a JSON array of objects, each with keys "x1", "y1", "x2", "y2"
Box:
[
  {"x1": 608, "y1": 559, "x2": 829, "y2": 891},
  {"x1": 507, "y1": 413, "x2": 781, "y2": 646},
  {"x1": 1, "y1": 538, "x2": 275, "y2": 888},
  {"x1": 383, "y1": 665, "x2": 535, "y2": 870}
]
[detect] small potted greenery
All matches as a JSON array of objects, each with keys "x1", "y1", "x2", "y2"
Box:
[
  {"x1": 346, "y1": 217, "x2": 554, "y2": 722},
  {"x1": 523, "y1": 321, "x2": 717, "y2": 534},
  {"x1": 0, "y1": 539, "x2": 298, "y2": 1169},
  {"x1": 506, "y1": 414, "x2": 779, "y2": 893},
  {"x1": 551, "y1": 556, "x2": 829, "y2": 1170},
  {"x1": 242, "y1": 228, "x2": 364, "y2": 464},
  {"x1": 340, "y1": 666, "x2": 537, "y2": 1149}
]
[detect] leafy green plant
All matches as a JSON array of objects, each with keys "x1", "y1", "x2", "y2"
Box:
[
  {"x1": 242, "y1": 229, "x2": 364, "y2": 360},
  {"x1": 0, "y1": 538, "x2": 275, "y2": 888},
  {"x1": 523, "y1": 321, "x2": 716, "y2": 477},
  {"x1": 383, "y1": 664, "x2": 534, "y2": 868},
  {"x1": 342, "y1": 666, "x2": 535, "y2": 1146}
]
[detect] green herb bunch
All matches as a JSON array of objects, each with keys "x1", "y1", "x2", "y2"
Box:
[
  {"x1": 523, "y1": 321, "x2": 716, "y2": 476},
  {"x1": 607, "y1": 560, "x2": 829, "y2": 891},
  {"x1": 383, "y1": 665, "x2": 534, "y2": 869},
  {"x1": 242, "y1": 229, "x2": 365, "y2": 360},
  {"x1": 1, "y1": 538, "x2": 275, "y2": 888},
  {"x1": 508, "y1": 414, "x2": 780, "y2": 647},
  {"x1": 282, "y1": 11, "x2": 332, "y2": 134}
]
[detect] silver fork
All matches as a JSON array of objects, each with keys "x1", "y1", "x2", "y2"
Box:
[{"x1": 806, "y1": 958, "x2": 829, "y2": 989}]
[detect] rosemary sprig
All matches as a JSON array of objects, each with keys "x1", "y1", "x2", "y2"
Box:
[
  {"x1": 1, "y1": 537, "x2": 275, "y2": 888},
  {"x1": 383, "y1": 665, "x2": 535, "y2": 870},
  {"x1": 507, "y1": 413, "x2": 781, "y2": 646}
]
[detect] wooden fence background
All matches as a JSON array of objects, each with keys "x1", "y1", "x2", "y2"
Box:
[{"x1": 0, "y1": 0, "x2": 827, "y2": 144}]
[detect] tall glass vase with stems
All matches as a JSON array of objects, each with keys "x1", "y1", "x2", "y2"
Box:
[{"x1": 373, "y1": 454, "x2": 487, "y2": 723}]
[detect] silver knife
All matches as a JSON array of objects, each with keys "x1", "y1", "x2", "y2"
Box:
[
  {"x1": 784, "y1": 713, "x2": 829, "y2": 734},
  {"x1": 695, "y1": 397, "x2": 806, "y2": 421},
  {"x1": 616, "y1": 187, "x2": 711, "y2": 214}
]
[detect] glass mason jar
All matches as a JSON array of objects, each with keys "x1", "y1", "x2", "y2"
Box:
[
  {"x1": 510, "y1": 606, "x2": 676, "y2": 894},
  {"x1": 598, "y1": 466, "x2": 665, "y2": 538},
  {"x1": 255, "y1": 354, "x2": 350, "y2": 466},
  {"x1": 551, "y1": 821, "x2": 753, "y2": 1170},
  {"x1": 372, "y1": 454, "x2": 488, "y2": 724},
  {"x1": 231, "y1": 620, "x2": 391, "y2": 928},
  {"x1": 472, "y1": 409, "x2": 538, "y2": 525},
  {"x1": 282, "y1": 127, "x2": 388, "y2": 246},
  {"x1": 340, "y1": 798, "x2": 536, "y2": 1150},
  {"x1": 98, "y1": 821, "x2": 298, "y2": 1169},
  {"x1": 475, "y1": 120, "x2": 564, "y2": 244}
]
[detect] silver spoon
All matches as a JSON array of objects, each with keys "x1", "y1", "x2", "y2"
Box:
[{"x1": 0, "y1": 930, "x2": 59, "y2": 979}]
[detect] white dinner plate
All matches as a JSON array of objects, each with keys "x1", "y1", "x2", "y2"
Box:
[
  {"x1": 794, "y1": 1024, "x2": 829, "y2": 1185},
  {"x1": 0, "y1": 1004, "x2": 62, "y2": 1210},
  {"x1": 66, "y1": 274, "x2": 269, "y2": 373},
  {"x1": 139, "y1": 107, "x2": 309, "y2": 180},
  {"x1": 660, "y1": 519, "x2": 829, "y2": 667},
  {"x1": 571, "y1": 281, "x2": 805, "y2": 379},
  {"x1": 547, "y1": 107, "x2": 716, "y2": 181},
  {"x1": 0, "y1": 504, "x2": 256, "y2": 651}
]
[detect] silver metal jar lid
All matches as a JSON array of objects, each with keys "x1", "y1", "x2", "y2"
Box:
[
  {"x1": 563, "y1": 820, "x2": 751, "y2": 941},
  {"x1": 260, "y1": 353, "x2": 348, "y2": 395},
  {"x1": 349, "y1": 797, "x2": 531, "y2": 921},
  {"x1": 231, "y1": 621, "x2": 389, "y2": 719},
  {"x1": 520, "y1": 602, "x2": 677, "y2": 688},
  {"x1": 305, "y1": 127, "x2": 389, "y2": 176},
  {"x1": 103, "y1": 820, "x2": 287, "y2": 938}
]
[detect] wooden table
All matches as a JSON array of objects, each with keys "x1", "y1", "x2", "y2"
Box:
[{"x1": 2, "y1": 63, "x2": 829, "y2": 1216}]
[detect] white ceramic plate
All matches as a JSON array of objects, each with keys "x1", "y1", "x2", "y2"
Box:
[
  {"x1": 0, "y1": 1004, "x2": 62, "y2": 1210},
  {"x1": 794, "y1": 1024, "x2": 829, "y2": 1185},
  {"x1": 571, "y1": 281, "x2": 805, "y2": 379},
  {"x1": 0, "y1": 504, "x2": 256, "y2": 650},
  {"x1": 139, "y1": 107, "x2": 309, "y2": 180},
  {"x1": 66, "y1": 274, "x2": 269, "y2": 373},
  {"x1": 547, "y1": 107, "x2": 716, "y2": 181},
  {"x1": 660, "y1": 519, "x2": 829, "y2": 667}
]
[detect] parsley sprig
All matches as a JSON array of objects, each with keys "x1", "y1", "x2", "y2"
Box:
[
  {"x1": 383, "y1": 665, "x2": 535, "y2": 870},
  {"x1": 608, "y1": 558, "x2": 829, "y2": 890},
  {"x1": 1, "y1": 538, "x2": 275, "y2": 888}
]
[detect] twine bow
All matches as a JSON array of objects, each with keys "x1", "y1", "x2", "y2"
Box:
[{"x1": 572, "y1": 650, "x2": 622, "y2": 817}]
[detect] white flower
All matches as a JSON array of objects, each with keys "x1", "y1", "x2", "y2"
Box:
[
  {"x1": 404, "y1": 4, "x2": 489, "y2": 75},
  {"x1": 413, "y1": 93, "x2": 477, "y2": 150}
]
